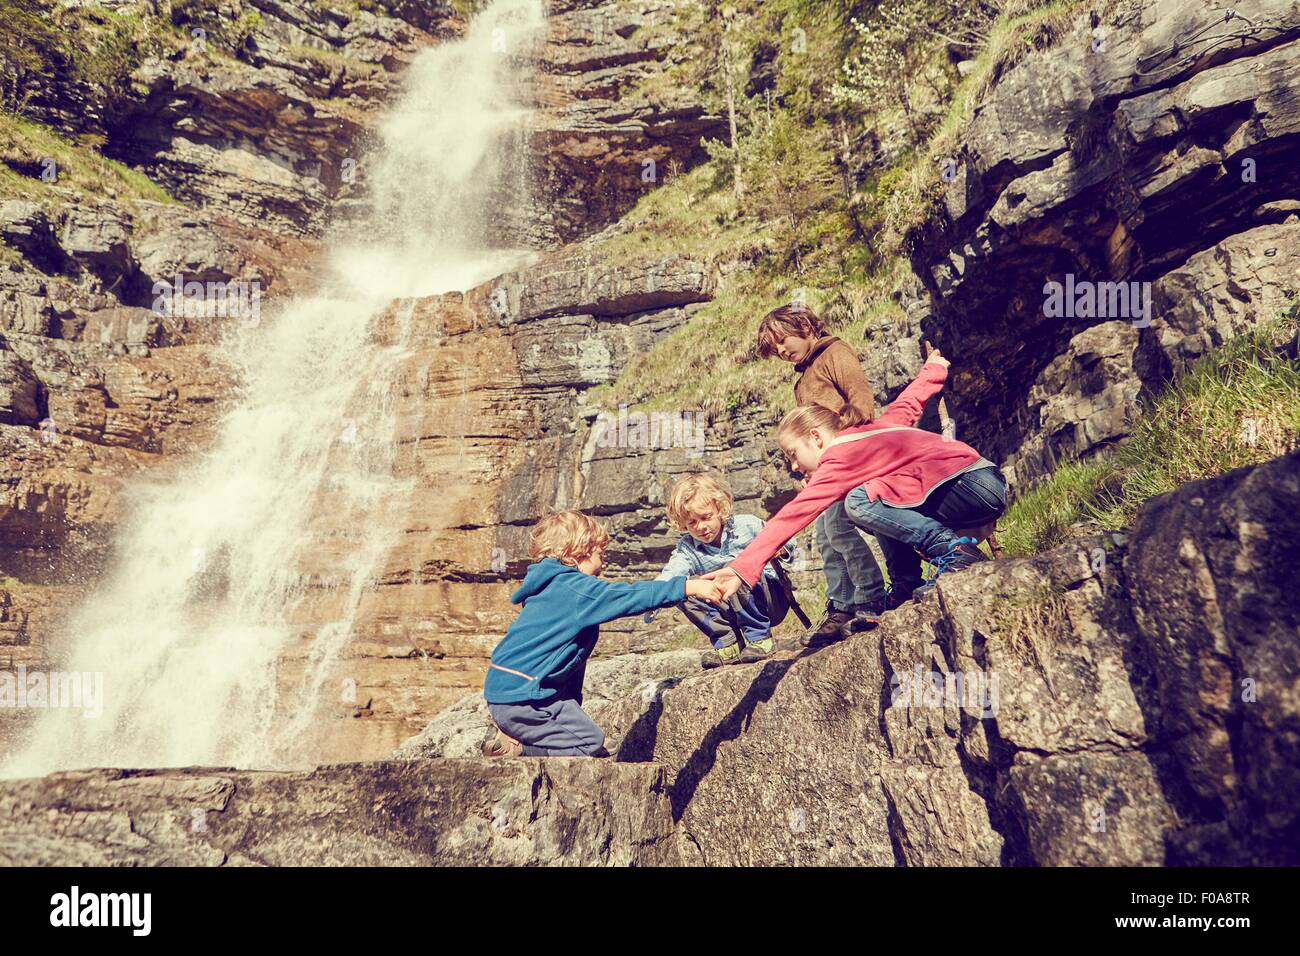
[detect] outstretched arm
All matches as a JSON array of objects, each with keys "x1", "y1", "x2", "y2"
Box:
[
  {"x1": 718, "y1": 471, "x2": 847, "y2": 588},
  {"x1": 567, "y1": 574, "x2": 722, "y2": 626},
  {"x1": 875, "y1": 356, "x2": 949, "y2": 428}
]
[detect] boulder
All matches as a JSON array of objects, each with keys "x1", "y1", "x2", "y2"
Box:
[
  {"x1": 1125, "y1": 449, "x2": 1300, "y2": 863},
  {"x1": 58, "y1": 208, "x2": 136, "y2": 289}
]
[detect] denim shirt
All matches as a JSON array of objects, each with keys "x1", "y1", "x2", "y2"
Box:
[{"x1": 655, "y1": 514, "x2": 786, "y2": 584}]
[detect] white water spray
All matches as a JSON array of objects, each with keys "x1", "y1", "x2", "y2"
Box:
[{"x1": 1, "y1": 0, "x2": 546, "y2": 777}]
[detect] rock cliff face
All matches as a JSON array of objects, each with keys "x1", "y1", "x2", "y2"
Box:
[
  {"x1": 528, "y1": 0, "x2": 725, "y2": 245},
  {"x1": 901, "y1": 0, "x2": 1300, "y2": 485},
  {"x1": 3, "y1": 450, "x2": 1295, "y2": 865},
  {"x1": 2, "y1": 0, "x2": 1299, "y2": 865}
]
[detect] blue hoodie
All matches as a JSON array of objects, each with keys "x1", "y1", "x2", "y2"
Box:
[{"x1": 483, "y1": 558, "x2": 687, "y2": 705}]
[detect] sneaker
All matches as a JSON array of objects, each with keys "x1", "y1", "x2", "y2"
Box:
[
  {"x1": 915, "y1": 538, "x2": 989, "y2": 595},
  {"x1": 482, "y1": 728, "x2": 523, "y2": 758},
  {"x1": 738, "y1": 636, "x2": 775, "y2": 663},
  {"x1": 800, "y1": 607, "x2": 854, "y2": 648},
  {"x1": 850, "y1": 598, "x2": 886, "y2": 632},
  {"x1": 701, "y1": 641, "x2": 744, "y2": 669}
]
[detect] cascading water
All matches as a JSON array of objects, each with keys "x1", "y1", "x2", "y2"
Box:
[{"x1": 0, "y1": 0, "x2": 546, "y2": 777}]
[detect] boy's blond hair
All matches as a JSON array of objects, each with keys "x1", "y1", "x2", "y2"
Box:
[
  {"x1": 528, "y1": 510, "x2": 610, "y2": 566},
  {"x1": 665, "y1": 473, "x2": 735, "y2": 532}
]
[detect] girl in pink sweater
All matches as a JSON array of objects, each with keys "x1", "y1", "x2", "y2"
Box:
[{"x1": 708, "y1": 352, "x2": 1007, "y2": 605}]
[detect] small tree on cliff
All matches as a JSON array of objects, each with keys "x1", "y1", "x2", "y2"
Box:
[
  {"x1": 654, "y1": 1, "x2": 756, "y2": 202},
  {"x1": 830, "y1": 0, "x2": 999, "y2": 144},
  {"x1": 740, "y1": 111, "x2": 841, "y2": 274}
]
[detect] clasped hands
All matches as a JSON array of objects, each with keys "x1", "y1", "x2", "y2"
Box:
[{"x1": 685, "y1": 567, "x2": 746, "y2": 606}]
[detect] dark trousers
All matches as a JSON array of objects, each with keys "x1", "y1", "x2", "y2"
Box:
[
  {"x1": 488, "y1": 697, "x2": 607, "y2": 757},
  {"x1": 678, "y1": 573, "x2": 789, "y2": 649},
  {"x1": 844, "y1": 465, "x2": 1008, "y2": 594}
]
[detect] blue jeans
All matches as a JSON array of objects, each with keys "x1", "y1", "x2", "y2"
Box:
[
  {"x1": 488, "y1": 697, "x2": 607, "y2": 757},
  {"x1": 678, "y1": 573, "x2": 789, "y2": 649},
  {"x1": 816, "y1": 499, "x2": 886, "y2": 609},
  {"x1": 844, "y1": 465, "x2": 1008, "y2": 594}
]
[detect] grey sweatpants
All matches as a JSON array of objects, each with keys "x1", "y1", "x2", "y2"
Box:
[{"x1": 488, "y1": 698, "x2": 607, "y2": 757}]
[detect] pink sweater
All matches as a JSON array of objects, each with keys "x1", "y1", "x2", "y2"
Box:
[{"x1": 730, "y1": 362, "x2": 985, "y2": 586}]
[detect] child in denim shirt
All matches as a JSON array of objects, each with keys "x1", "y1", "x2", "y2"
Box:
[{"x1": 654, "y1": 473, "x2": 792, "y2": 668}]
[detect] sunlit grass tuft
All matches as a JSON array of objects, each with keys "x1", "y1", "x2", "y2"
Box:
[
  {"x1": 0, "y1": 112, "x2": 175, "y2": 206},
  {"x1": 999, "y1": 308, "x2": 1300, "y2": 555}
]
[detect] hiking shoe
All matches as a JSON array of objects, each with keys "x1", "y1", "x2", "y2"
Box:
[
  {"x1": 738, "y1": 636, "x2": 775, "y2": 663},
  {"x1": 884, "y1": 585, "x2": 915, "y2": 611},
  {"x1": 915, "y1": 538, "x2": 989, "y2": 595},
  {"x1": 482, "y1": 728, "x2": 523, "y2": 758},
  {"x1": 850, "y1": 598, "x2": 886, "y2": 632},
  {"x1": 701, "y1": 642, "x2": 744, "y2": 669},
  {"x1": 800, "y1": 607, "x2": 854, "y2": 647}
]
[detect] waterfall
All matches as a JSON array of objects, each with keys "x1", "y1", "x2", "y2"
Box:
[{"x1": 1, "y1": 0, "x2": 546, "y2": 777}]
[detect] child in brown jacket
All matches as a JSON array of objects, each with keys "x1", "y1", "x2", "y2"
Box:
[{"x1": 757, "y1": 302, "x2": 889, "y2": 646}]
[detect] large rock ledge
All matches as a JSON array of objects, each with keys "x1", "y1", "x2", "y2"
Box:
[
  {"x1": 398, "y1": 450, "x2": 1300, "y2": 866},
  {"x1": 597, "y1": 450, "x2": 1300, "y2": 865},
  {"x1": 2, "y1": 438, "x2": 1295, "y2": 867},
  {"x1": 0, "y1": 759, "x2": 675, "y2": 866}
]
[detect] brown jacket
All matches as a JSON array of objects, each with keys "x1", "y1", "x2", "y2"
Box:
[{"x1": 793, "y1": 336, "x2": 876, "y2": 424}]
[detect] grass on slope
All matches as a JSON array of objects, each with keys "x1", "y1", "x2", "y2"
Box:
[
  {"x1": 998, "y1": 307, "x2": 1300, "y2": 555},
  {"x1": 0, "y1": 112, "x2": 175, "y2": 206},
  {"x1": 587, "y1": 257, "x2": 910, "y2": 418},
  {"x1": 587, "y1": 0, "x2": 1092, "y2": 419}
]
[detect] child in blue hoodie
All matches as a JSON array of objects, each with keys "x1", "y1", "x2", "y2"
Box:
[{"x1": 482, "y1": 509, "x2": 723, "y2": 758}]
